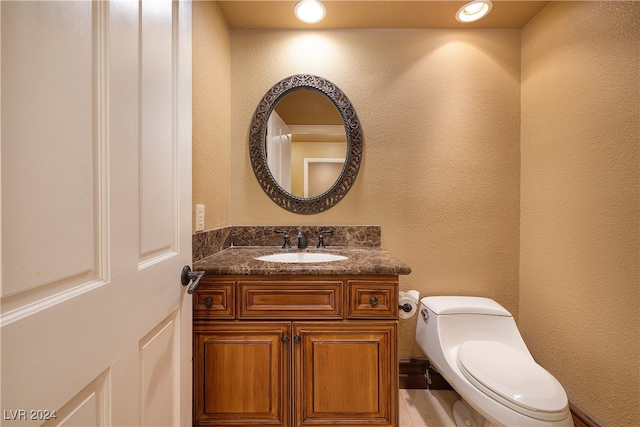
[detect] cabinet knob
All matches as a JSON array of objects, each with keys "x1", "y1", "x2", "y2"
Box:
[
  {"x1": 370, "y1": 297, "x2": 378, "y2": 306},
  {"x1": 293, "y1": 335, "x2": 301, "y2": 344},
  {"x1": 204, "y1": 297, "x2": 213, "y2": 307},
  {"x1": 282, "y1": 335, "x2": 290, "y2": 343}
]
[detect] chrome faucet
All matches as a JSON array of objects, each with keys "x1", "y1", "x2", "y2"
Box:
[{"x1": 297, "y1": 230, "x2": 307, "y2": 249}]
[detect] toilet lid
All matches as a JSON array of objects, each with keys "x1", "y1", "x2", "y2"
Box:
[{"x1": 457, "y1": 340, "x2": 568, "y2": 421}]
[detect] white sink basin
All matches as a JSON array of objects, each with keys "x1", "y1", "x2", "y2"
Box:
[{"x1": 255, "y1": 252, "x2": 348, "y2": 263}]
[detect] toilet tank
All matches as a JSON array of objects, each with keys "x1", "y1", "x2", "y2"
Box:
[{"x1": 416, "y1": 296, "x2": 530, "y2": 364}]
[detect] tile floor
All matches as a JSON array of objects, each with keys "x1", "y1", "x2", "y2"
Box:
[{"x1": 399, "y1": 389, "x2": 460, "y2": 427}]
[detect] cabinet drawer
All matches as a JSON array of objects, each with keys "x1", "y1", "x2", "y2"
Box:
[
  {"x1": 238, "y1": 281, "x2": 343, "y2": 319},
  {"x1": 193, "y1": 282, "x2": 235, "y2": 319},
  {"x1": 348, "y1": 281, "x2": 398, "y2": 319}
]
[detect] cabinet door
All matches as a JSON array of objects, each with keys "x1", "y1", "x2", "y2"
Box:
[
  {"x1": 193, "y1": 322, "x2": 291, "y2": 426},
  {"x1": 293, "y1": 321, "x2": 397, "y2": 427}
]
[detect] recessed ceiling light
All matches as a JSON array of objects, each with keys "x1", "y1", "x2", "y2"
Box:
[
  {"x1": 456, "y1": 0, "x2": 493, "y2": 23},
  {"x1": 294, "y1": 0, "x2": 326, "y2": 24}
]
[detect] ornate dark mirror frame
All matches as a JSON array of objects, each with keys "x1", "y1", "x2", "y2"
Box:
[{"x1": 249, "y1": 74, "x2": 363, "y2": 214}]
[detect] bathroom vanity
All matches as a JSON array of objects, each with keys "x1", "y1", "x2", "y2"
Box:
[
  {"x1": 189, "y1": 73, "x2": 410, "y2": 426},
  {"x1": 191, "y1": 241, "x2": 410, "y2": 427}
]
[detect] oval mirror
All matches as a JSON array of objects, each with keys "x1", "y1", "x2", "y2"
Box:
[{"x1": 249, "y1": 74, "x2": 363, "y2": 214}]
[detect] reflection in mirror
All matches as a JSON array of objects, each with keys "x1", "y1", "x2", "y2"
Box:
[
  {"x1": 249, "y1": 74, "x2": 363, "y2": 214},
  {"x1": 267, "y1": 89, "x2": 347, "y2": 198}
]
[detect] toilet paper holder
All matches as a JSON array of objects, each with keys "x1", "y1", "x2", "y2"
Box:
[
  {"x1": 399, "y1": 303, "x2": 413, "y2": 312},
  {"x1": 398, "y1": 290, "x2": 419, "y2": 318}
]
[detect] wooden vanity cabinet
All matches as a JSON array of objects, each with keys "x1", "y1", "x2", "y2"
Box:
[{"x1": 193, "y1": 275, "x2": 399, "y2": 427}]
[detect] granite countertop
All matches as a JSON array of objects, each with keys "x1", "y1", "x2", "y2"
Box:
[{"x1": 193, "y1": 246, "x2": 412, "y2": 276}]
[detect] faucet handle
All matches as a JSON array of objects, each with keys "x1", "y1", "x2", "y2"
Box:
[
  {"x1": 317, "y1": 229, "x2": 334, "y2": 249},
  {"x1": 274, "y1": 229, "x2": 291, "y2": 249}
]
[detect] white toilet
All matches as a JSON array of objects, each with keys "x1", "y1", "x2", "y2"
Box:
[{"x1": 415, "y1": 296, "x2": 574, "y2": 427}]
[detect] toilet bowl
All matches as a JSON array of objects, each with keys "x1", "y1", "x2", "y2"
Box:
[{"x1": 415, "y1": 296, "x2": 573, "y2": 427}]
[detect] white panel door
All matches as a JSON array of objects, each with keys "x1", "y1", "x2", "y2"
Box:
[
  {"x1": 1, "y1": 1, "x2": 192, "y2": 426},
  {"x1": 266, "y1": 110, "x2": 292, "y2": 193}
]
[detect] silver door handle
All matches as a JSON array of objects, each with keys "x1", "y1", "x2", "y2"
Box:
[{"x1": 181, "y1": 265, "x2": 205, "y2": 294}]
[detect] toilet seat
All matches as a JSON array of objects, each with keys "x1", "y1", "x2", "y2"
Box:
[{"x1": 457, "y1": 340, "x2": 569, "y2": 422}]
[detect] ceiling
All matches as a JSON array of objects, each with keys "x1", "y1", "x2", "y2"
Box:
[{"x1": 215, "y1": 1, "x2": 551, "y2": 30}]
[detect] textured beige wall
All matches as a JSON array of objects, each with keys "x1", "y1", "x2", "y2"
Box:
[
  {"x1": 193, "y1": 1, "x2": 231, "y2": 230},
  {"x1": 229, "y1": 29, "x2": 521, "y2": 357},
  {"x1": 521, "y1": 2, "x2": 639, "y2": 425}
]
